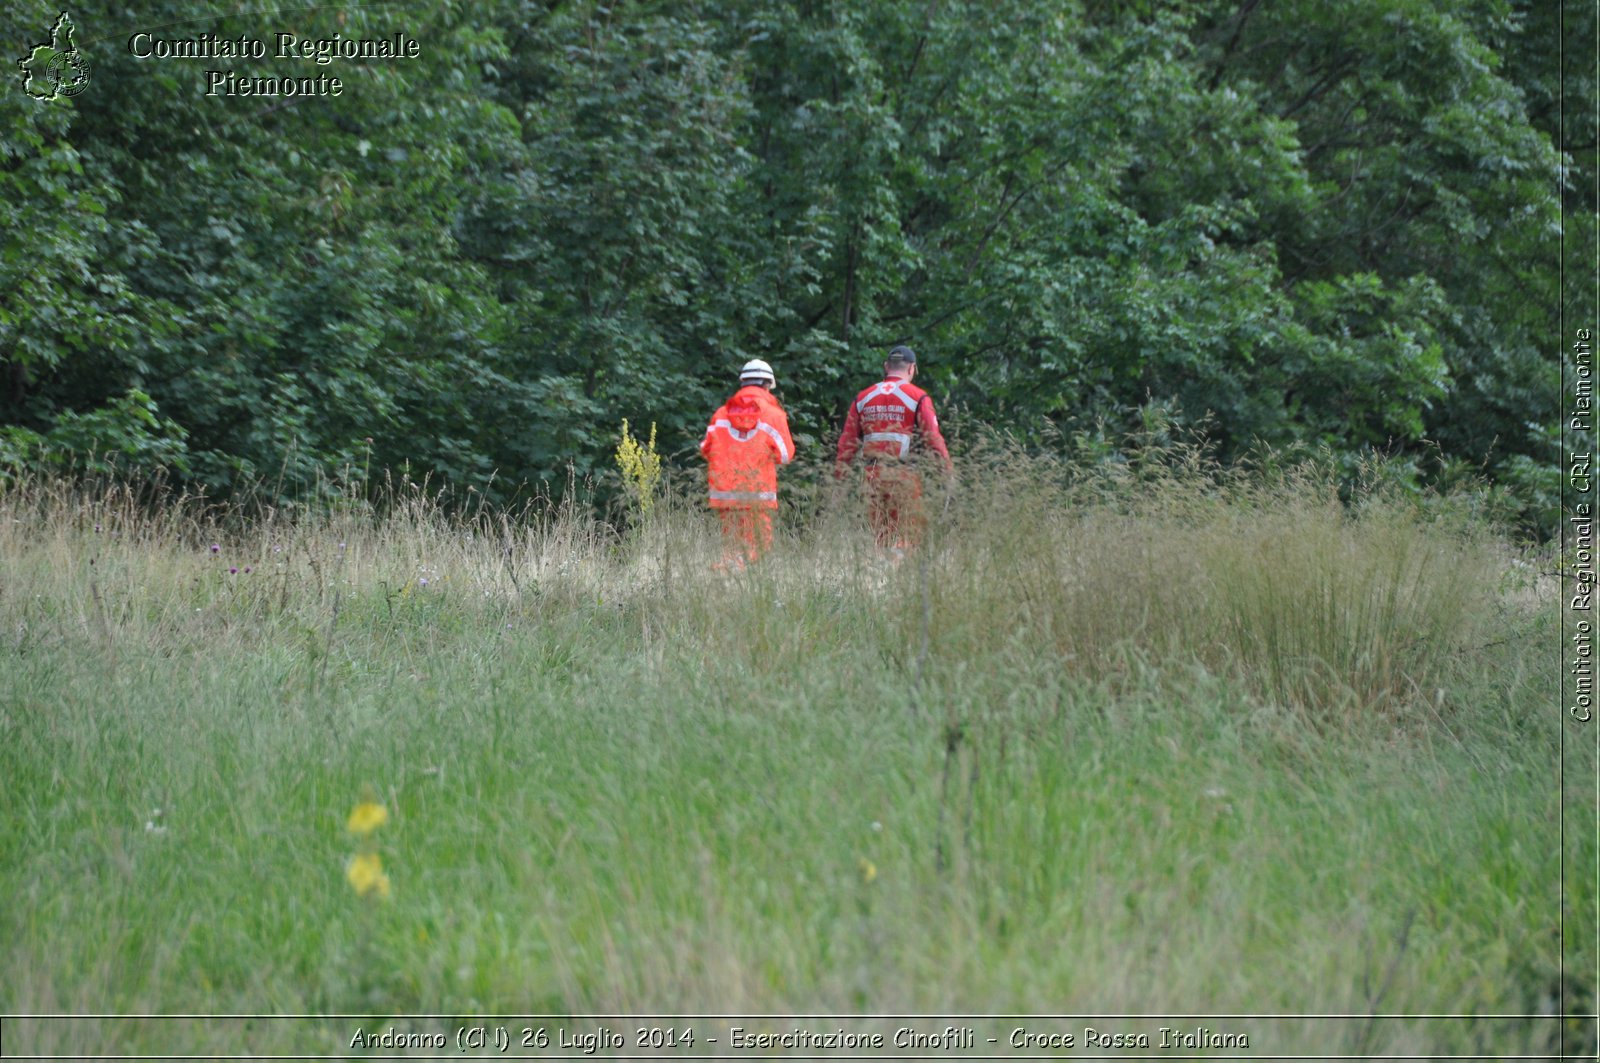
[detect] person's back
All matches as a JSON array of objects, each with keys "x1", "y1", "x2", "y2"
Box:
[
  {"x1": 700, "y1": 360, "x2": 794, "y2": 567},
  {"x1": 835, "y1": 345, "x2": 950, "y2": 553},
  {"x1": 843, "y1": 376, "x2": 938, "y2": 464},
  {"x1": 703, "y1": 383, "x2": 792, "y2": 506}
]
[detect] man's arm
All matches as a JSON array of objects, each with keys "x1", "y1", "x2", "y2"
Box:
[
  {"x1": 834, "y1": 401, "x2": 863, "y2": 479},
  {"x1": 766, "y1": 397, "x2": 796, "y2": 465},
  {"x1": 699, "y1": 406, "x2": 723, "y2": 459},
  {"x1": 917, "y1": 396, "x2": 952, "y2": 473}
]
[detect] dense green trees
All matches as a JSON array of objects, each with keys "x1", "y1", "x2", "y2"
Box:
[{"x1": 1, "y1": 0, "x2": 1584, "y2": 530}]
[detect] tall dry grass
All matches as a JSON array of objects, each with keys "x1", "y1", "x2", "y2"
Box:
[{"x1": 0, "y1": 441, "x2": 1523, "y2": 727}]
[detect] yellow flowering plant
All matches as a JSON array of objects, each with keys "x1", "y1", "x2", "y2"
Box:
[
  {"x1": 344, "y1": 788, "x2": 391, "y2": 901},
  {"x1": 614, "y1": 419, "x2": 662, "y2": 518},
  {"x1": 347, "y1": 800, "x2": 388, "y2": 835},
  {"x1": 346, "y1": 851, "x2": 391, "y2": 899}
]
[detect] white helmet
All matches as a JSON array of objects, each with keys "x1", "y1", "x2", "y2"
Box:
[{"x1": 739, "y1": 358, "x2": 776, "y2": 387}]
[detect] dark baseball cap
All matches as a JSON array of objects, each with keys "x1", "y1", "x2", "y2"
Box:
[{"x1": 886, "y1": 345, "x2": 917, "y2": 365}]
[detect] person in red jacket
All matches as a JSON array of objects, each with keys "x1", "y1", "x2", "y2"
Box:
[
  {"x1": 700, "y1": 358, "x2": 795, "y2": 568},
  {"x1": 835, "y1": 345, "x2": 952, "y2": 554}
]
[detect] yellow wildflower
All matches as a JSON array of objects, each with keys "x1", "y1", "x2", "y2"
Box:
[
  {"x1": 614, "y1": 419, "x2": 663, "y2": 517},
  {"x1": 347, "y1": 800, "x2": 388, "y2": 835},
  {"x1": 858, "y1": 857, "x2": 877, "y2": 884},
  {"x1": 346, "y1": 852, "x2": 391, "y2": 899}
]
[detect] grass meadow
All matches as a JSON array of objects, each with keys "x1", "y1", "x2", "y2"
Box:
[{"x1": 0, "y1": 447, "x2": 1591, "y2": 1058}]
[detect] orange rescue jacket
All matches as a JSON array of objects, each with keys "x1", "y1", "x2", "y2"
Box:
[
  {"x1": 700, "y1": 385, "x2": 794, "y2": 509},
  {"x1": 835, "y1": 377, "x2": 951, "y2": 475}
]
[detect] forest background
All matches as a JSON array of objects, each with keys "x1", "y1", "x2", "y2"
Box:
[{"x1": 2, "y1": 0, "x2": 1593, "y2": 533}]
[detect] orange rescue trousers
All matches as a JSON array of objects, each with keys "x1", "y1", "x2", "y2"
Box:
[
  {"x1": 717, "y1": 506, "x2": 773, "y2": 566},
  {"x1": 865, "y1": 465, "x2": 926, "y2": 551}
]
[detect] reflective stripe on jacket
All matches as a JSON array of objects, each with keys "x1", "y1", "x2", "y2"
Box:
[{"x1": 700, "y1": 385, "x2": 794, "y2": 509}]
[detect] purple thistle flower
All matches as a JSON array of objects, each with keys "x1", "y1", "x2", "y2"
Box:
[
  {"x1": 243, "y1": 566, "x2": 252, "y2": 574},
  {"x1": 210, "y1": 543, "x2": 220, "y2": 554},
  {"x1": 229, "y1": 567, "x2": 238, "y2": 575}
]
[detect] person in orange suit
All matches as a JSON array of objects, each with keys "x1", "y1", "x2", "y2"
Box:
[
  {"x1": 835, "y1": 345, "x2": 952, "y2": 556},
  {"x1": 700, "y1": 359, "x2": 795, "y2": 568}
]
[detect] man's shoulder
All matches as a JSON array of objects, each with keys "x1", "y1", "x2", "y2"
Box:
[
  {"x1": 884, "y1": 379, "x2": 930, "y2": 404},
  {"x1": 750, "y1": 388, "x2": 787, "y2": 413},
  {"x1": 732, "y1": 385, "x2": 776, "y2": 405}
]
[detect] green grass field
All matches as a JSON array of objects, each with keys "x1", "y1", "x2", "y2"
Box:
[{"x1": 0, "y1": 454, "x2": 1591, "y2": 1057}]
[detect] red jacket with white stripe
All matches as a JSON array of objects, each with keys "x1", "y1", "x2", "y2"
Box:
[
  {"x1": 835, "y1": 376, "x2": 951, "y2": 476},
  {"x1": 700, "y1": 385, "x2": 794, "y2": 509}
]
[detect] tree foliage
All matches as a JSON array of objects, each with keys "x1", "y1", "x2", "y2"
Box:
[{"x1": 0, "y1": 0, "x2": 1579, "y2": 530}]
